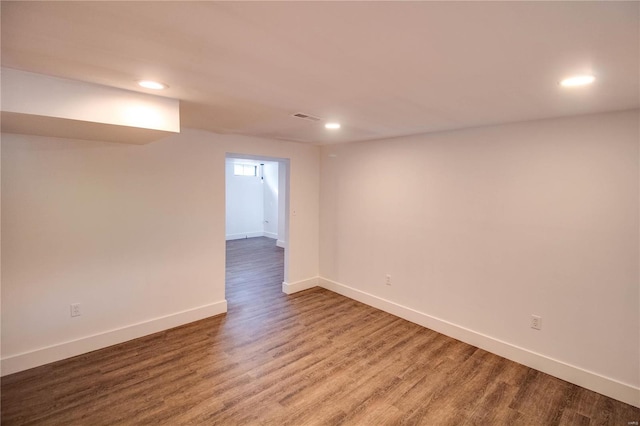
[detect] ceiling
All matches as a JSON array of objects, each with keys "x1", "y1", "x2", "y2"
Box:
[{"x1": 1, "y1": 1, "x2": 638, "y2": 145}]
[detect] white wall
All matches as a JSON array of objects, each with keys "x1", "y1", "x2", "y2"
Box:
[
  {"x1": 319, "y1": 110, "x2": 639, "y2": 405},
  {"x1": 263, "y1": 162, "x2": 279, "y2": 239},
  {"x1": 224, "y1": 160, "x2": 279, "y2": 240},
  {"x1": 3, "y1": 107, "x2": 637, "y2": 405},
  {"x1": 1, "y1": 128, "x2": 320, "y2": 374},
  {"x1": 225, "y1": 162, "x2": 265, "y2": 239},
  {"x1": 277, "y1": 164, "x2": 287, "y2": 248}
]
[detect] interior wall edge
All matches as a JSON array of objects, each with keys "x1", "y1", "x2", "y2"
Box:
[
  {"x1": 316, "y1": 277, "x2": 640, "y2": 408},
  {"x1": 282, "y1": 277, "x2": 319, "y2": 295},
  {"x1": 0, "y1": 300, "x2": 228, "y2": 377}
]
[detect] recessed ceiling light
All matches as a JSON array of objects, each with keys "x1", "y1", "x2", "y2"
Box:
[
  {"x1": 560, "y1": 75, "x2": 595, "y2": 87},
  {"x1": 137, "y1": 80, "x2": 168, "y2": 90},
  {"x1": 325, "y1": 122, "x2": 341, "y2": 129}
]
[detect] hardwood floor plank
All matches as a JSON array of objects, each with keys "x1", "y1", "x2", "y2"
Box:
[
  {"x1": 509, "y1": 369, "x2": 580, "y2": 425},
  {"x1": 2, "y1": 237, "x2": 639, "y2": 425}
]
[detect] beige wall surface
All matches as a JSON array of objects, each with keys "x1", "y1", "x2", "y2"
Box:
[
  {"x1": 1, "y1": 128, "x2": 320, "y2": 369},
  {"x1": 2, "y1": 109, "x2": 638, "y2": 403},
  {"x1": 320, "y1": 110, "x2": 639, "y2": 389}
]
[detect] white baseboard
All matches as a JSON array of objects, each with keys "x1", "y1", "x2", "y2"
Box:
[
  {"x1": 1, "y1": 300, "x2": 227, "y2": 376},
  {"x1": 282, "y1": 277, "x2": 318, "y2": 295},
  {"x1": 317, "y1": 277, "x2": 640, "y2": 408},
  {"x1": 226, "y1": 232, "x2": 264, "y2": 241},
  {"x1": 226, "y1": 232, "x2": 281, "y2": 241},
  {"x1": 276, "y1": 239, "x2": 286, "y2": 248}
]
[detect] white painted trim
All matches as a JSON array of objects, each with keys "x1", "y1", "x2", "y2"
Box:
[
  {"x1": 282, "y1": 277, "x2": 318, "y2": 295},
  {"x1": 264, "y1": 232, "x2": 278, "y2": 240},
  {"x1": 225, "y1": 232, "x2": 264, "y2": 241},
  {"x1": 276, "y1": 239, "x2": 286, "y2": 248},
  {"x1": 317, "y1": 277, "x2": 640, "y2": 408},
  {"x1": 1, "y1": 300, "x2": 227, "y2": 376}
]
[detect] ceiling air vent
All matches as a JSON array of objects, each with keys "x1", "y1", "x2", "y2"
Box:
[{"x1": 292, "y1": 112, "x2": 321, "y2": 122}]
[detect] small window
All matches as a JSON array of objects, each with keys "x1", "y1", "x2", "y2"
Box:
[{"x1": 234, "y1": 164, "x2": 257, "y2": 176}]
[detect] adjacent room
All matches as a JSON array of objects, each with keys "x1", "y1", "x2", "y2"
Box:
[
  {"x1": 225, "y1": 156, "x2": 286, "y2": 246},
  {"x1": 225, "y1": 155, "x2": 288, "y2": 319},
  {"x1": 1, "y1": 1, "x2": 638, "y2": 424}
]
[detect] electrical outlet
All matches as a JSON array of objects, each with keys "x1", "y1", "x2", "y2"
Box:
[
  {"x1": 531, "y1": 314, "x2": 541, "y2": 330},
  {"x1": 70, "y1": 303, "x2": 81, "y2": 317},
  {"x1": 385, "y1": 274, "x2": 392, "y2": 286}
]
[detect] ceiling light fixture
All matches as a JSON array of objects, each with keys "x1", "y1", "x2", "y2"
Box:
[
  {"x1": 325, "y1": 122, "x2": 341, "y2": 129},
  {"x1": 137, "y1": 80, "x2": 168, "y2": 90},
  {"x1": 560, "y1": 75, "x2": 595, "y2": 87}
]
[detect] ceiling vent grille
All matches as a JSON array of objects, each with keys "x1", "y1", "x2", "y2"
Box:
[{"x1": 292, "y1": 112, "x2": 321, "y2": 122}]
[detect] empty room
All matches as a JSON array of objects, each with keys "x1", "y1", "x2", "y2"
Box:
[{"x1": 1, "y1": 1, "x2": 638, "y2": 424}]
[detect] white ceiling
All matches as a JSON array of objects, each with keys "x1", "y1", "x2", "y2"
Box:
[{"x1": 1, "y1": 1, "x2": 638, "y2": 145}]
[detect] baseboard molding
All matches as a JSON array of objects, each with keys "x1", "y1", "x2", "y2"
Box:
[
  {"x1": 282, "y1": 277, "x2": 319, "y2": 295},
  {"x1": 226, "y1": 232, "x2": 264, "y2": 241},
  {"x1": 226, "y1": 232, "x2": 280, "y2": 241},
  {"x1": 317, "y1": 277, "x2": 640, "y2": 408},
  {"x1": 276, "y1": 239, "x2": 286, "y2": 248},
  {"x1": 1, "y1": 300, "x2": 228, "y2": 376}
]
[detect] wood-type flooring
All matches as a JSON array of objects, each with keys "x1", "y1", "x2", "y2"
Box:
[{"x1": 2, "y1": 237, "x2": 638, "y2": 425}]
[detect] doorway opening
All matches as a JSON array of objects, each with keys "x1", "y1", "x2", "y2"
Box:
[{"x1": 224, "y1": 153, "x2": 290, "y2": 312}]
